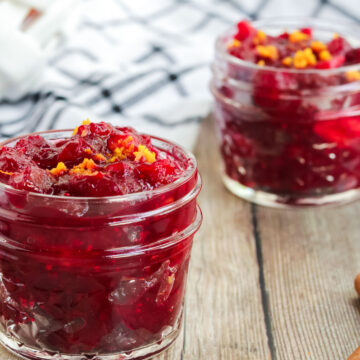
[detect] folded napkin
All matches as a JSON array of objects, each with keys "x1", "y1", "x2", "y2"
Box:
[{"x1": 0, "y1": 0, "x2": 357, "y2": 149}]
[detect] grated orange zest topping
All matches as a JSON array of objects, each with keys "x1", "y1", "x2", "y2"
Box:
[
  {"x1": 64, "y1": 122, "x2": 159, "y2": 177},
  {"x1": 282, "y1": 56, "x2": 293, "y2": 67},
  {"x1": 0, "y1": 170, "x2": 14, "y2": 176},
  {"x1": 294, "y1": 57, "x2": 307, "y2": 69},
  {"x1": 256, "y1": 30, "x2": 267, "y2": 43},
  {"x1": 304, "y1": 48, "x2": 317, "y2": 65},
  {"x1": 227, "y1": 39, "x2": 241, "y2": 49},
  {"x1": 110, "y1": 147, "x2": 127, "y2": 162},
  {"x1": 49, "y1": 162, "x2": 68, "y2": 176},
  {"x1": 73, "y1": 119, "x2": 91, "y2": 135},
  {"x1": 293, "y1": 48, "x2": 317, "y2": 68},
  {"x1": 346, "y1": 70, "x2": 360, "y2": 82},
  {"x1": 122, "y1": 136, "x2": 133, "y2": 146},
  {"x1": 109, "y1": 136, "x2": 136, "y2": 162},
  {"x1": 253, "y1": 30, "x2": 267, "y2": 45},
  {"x1": 134, "y1": 145, "x2": 156, "y2": 163},
  {"x1": 289, "y1": 30, "x2": 309, "y2": 43},
  {"x1": 70, "y1": 158, "x2": 98, "y2": 176},
  {"x1": 94, "y1": 153, "x2": 106, "y2": 161},
  {"x1": 168, "y1": 274, "x2": 175, "y2": 285},
  {"x1": 256, "y1": 45, "x2": 278, "y2": 60},
  {"x1": 319, "y1": 50, "x2": 332, "y2": 61},
  {"x1": 311, "y1": 40, "x2": 327, "y2": 53}
]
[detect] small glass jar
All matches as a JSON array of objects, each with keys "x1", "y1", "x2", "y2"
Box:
[
  {"x1": 0, "y1": 130, "x2": 202, "y2": 360},
  {"x1": 211, "y1": 18, "x2": 360, "y2": 207}
]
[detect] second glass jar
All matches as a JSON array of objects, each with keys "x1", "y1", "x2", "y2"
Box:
[{"x1": 212, "y1": 18, "x2": 360, "y2": 207}]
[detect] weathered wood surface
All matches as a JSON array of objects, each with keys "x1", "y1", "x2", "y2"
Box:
[
  {"x1": 1, "y1": 117, "x2": 360, "y2": 359},
  {"x1": 257, "y1": 204, "x2": 360, "y2": 359},
  {"x1": 170, "y1": 117, "x2": 270, "y2": 360},
  {"x1": 158, "y1": 117, "x2": 360, "y2": 360}
]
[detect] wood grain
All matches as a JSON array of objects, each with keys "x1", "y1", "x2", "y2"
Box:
[
  {"x1": 256, "y1": 203, "x2": 360, "y2": 359},
  {"x1": 177, "y1": 118, "x2": 269, "y2": 360}
]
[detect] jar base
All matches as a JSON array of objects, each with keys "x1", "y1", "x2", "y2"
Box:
[
  {"x1": 223, "y1": 174, "x2": 360, "y2": 208},
  {"x1": 0, "y1": 321, "x2": 181, "y2": 360}
]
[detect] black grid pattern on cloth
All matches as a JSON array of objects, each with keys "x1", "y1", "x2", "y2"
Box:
[{"x1": 0, "y1": 0, "x2": 358, "y2": 138}]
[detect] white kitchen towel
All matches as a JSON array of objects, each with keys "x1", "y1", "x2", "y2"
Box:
[{"x1": 0, "y1": 0, "x2": 359, "y2": 149}]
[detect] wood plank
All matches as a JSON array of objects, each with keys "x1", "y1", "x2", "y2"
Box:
[
  {"x1": 256, "y1": 203, "x2": 360, "y2": 359},
  {"x1": 176, "y1": 118, "x2": 269, "y2": 359}
]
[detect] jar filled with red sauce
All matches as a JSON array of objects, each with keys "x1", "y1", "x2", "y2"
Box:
[
  {"x1": 212, "y1": 18, "x2": 360, "y2": 207},
  {"x1": 0, "y1": 121, "x2": 202, "y2": 359}
]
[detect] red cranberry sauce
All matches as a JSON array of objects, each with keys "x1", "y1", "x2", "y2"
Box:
[
  {"x1": 227, "y1": 21, "x2": 358, "y2": 69},
  {"x1": 0, "y1": 123, "x2": 201, "y2": 356},
  {"x1": 214, "y1": 21, "x2": 360, "y2": 197},
  {"x1": 0, "y1": 121, "x2": 186, "y2": 197},
  {"x1": 0, "y1": 229, "x2": 196, "y2": 355}
]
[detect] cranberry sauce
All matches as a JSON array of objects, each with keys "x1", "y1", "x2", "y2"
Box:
[
  {"x1": 0, "y1": 121, "x2": 186, "y2": 197},
  {"x1": 212, "y1": 19, "x2": 360, "y2": 204},
  {"x1": 0, "y1": 125, "x2": 202, "y2": 358}
]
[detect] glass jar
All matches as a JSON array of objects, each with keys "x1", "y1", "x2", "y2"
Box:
[
  {"x1": 211, "y1": 18, "x2": 360, "y2": 207},
  {"x1": 0, "y1": 130, "x2": 202, "y2": 360}
]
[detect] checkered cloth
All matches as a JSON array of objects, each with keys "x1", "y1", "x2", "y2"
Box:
[{"x1": 0, "y1": 0, "x2": 359, "y2": 149}]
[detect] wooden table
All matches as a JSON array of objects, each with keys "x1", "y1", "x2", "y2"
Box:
[
  {"x1": 1, "y1": 118, "x2": 360, "y2": 359},
  {"x1": 156, "y1": 118, "x2": 360, "y2": 360}
]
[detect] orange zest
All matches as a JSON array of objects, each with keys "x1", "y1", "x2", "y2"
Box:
[
  {"x1": 253, "y1": 30, "x2": 266, "y2": 45},
  {"x1": 73, "y1": 119, "x2": 91, "y2": 135},
  {"x1": 293, "y1": 48, "x2": 317, "y2": 69},
  {"x1": 110, "y1": 147, "x2": 127, "y2": 162},
  {"x1": 346, "y1": 70, "x2": 360, "y2": 82},
  {"x1": 168, "y1": 274, "x2": 175, "y2": 285},
  {"x1": 289, "y1": 30, "x2": 309, "y2": 43},
  {"x1": 319, "y1": 50, "x2": 332, "y2": 61},
  {"x1": 0, "y1": 170, "x2": 14, "y2": 176},
  {"x1": 134, "y1": 145, "x2": 156, "y2": 163},
  {"x1": 256, "y1": 45, "x2": 278, "y2": 60},
  {"x1": 282, "y1": 56, "x2": 293, "y2": 67},
  {"x1": 94, "y1": 153, "x2": 106, "y2": 161},
  {"x1": 56, "y1": 122, "x2": 158, "y2": 178},
  {"x1": 227, "y1": 39, "x2": 241, "y2": 49},
  {"x1": 49, "y1": 162, "x2": 68, "y2": 176},
  {"x1": 311, "y1": 40, "x2": 327, "y2": 53},
  {"x1": 69, "y1": 158, "x2": 98, "y2": 176},
  {"x1": 109, "y1": 136, "x2": 135, "y2": 162}
]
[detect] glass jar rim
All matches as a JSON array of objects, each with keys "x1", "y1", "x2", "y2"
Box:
[
  {"x1": 0, "y1": 128, "x2": 198, "y2": 203},
  {"x1": 216, "y1": 16, "x2": 360, "y2": 75}
]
